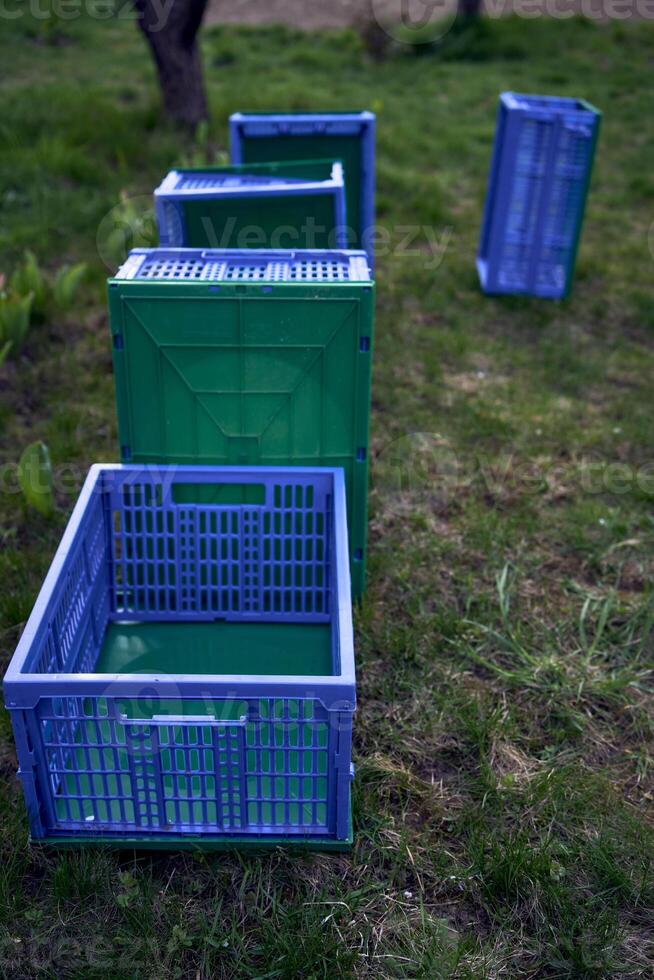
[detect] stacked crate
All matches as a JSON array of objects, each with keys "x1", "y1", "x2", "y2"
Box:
[
  {"x1": 5, "y1": 111, "x2": 376, "y2": 852},
  {"x1": 108, "y1": 248, "x2": 374, "y2": 599},
  {"x1": 6, "y1": 94, "x2": 600, "y2": 851}
]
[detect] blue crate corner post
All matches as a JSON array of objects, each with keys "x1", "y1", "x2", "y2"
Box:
[{"x1": 477, "y1": 93, "x2": 601, "y2": 300}]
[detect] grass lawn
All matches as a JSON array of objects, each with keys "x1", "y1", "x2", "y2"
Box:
[{"x1": 1, "y1": 11, "x2": 654, "y2": 978}]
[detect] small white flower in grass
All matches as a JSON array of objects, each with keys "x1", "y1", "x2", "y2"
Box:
[
  {"x1": 477, "y1": 371, "x2": 486, "y2": 380},
  {"x1": 536, "y1": 428, "x2": 543, "y2": 436},
  {"x1": 404, "y1": 890, "x2": 413, "y2": 899},
  {"x1": 599, "y1": 518, "x2": 607, "y2": 526},
  {"x1": 613, "y1": 427, "x2": 622, "y2": 435}
]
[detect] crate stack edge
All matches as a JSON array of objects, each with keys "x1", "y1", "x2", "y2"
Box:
[{"x1": 108, "y1": 248, "x2": 375, "y2": 600}]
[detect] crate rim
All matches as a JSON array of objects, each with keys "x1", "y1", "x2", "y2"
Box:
[
  {"x1": 110, "y1": 247, "x2": 373, "y2": 283},
  {"x1": 501, "y1": 91, "x2": 601, "y2": 119},
  {"x1": 229, "y1": 110, "x2": 376, "y2": 125},
  {"x1": 3, "y1": 464, "x2": 355, "y2": 711},
  {"x1": 155, "y1": 160, "x2": 345, "y2": 200}
]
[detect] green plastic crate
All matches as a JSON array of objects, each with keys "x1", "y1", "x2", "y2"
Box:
[
  {"x1": 230, "y1": 112, "x2": 376, "y2": 264},
  {"x1": 108, "y1": 248, "x2": 375, "y2": 597},
  {"x1": 155, "y1": 159, "x2": 348, "y2": 250}
]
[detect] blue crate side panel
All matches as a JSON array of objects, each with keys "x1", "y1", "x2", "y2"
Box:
[
  {"x1": 27, "y1": 694, "x2": 350, "y2": 839},
  {"x1": 156, "y1": 198, "x2": 187, "y2": 248},
  {"x1": 4, "y1": 465, "x2": 356, "y2": 845},
  {"x1": 478, "y1": 93, "x2": 601, "y2": 299},
  {"x1": 229, "y1": 113, "x2": 376, "y2": 268},
  {"x1": 477, "y1": 98, "x2": 512, "y2": 294},
  {"x1": 105, "y1": 470, "x2": 334, "y2": 623}
]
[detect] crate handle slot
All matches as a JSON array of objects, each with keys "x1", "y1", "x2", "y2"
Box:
[
  {"x1": 169, "y1": 482, "x2": 267, "y2": 507},
  {"x1": 200, "y1": 249, "x2": 297, "y2": 262},
  {"x1": 563, "y1": 123, "x2": 593, "y2": 138},
  {"x1": 118, "y1": 713, "x2": 247, "y2": 728}
]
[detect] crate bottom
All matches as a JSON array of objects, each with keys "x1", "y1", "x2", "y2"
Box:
[
  {"x1": 96, "y1": 621, "x2": 333, "y2": 677},
  {"x1": 30, "y1": 813, "x2": 353, "y2": 853},
  {"x1": 477, "y1": 257, "x2": 567, "y2": 301}
]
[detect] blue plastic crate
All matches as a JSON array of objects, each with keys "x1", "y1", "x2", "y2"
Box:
[
  {"x1": 154, "y1": 161, "x2": 348, "y2": 249},
  {"x1": 230, "y1": 111, "x2": 376, "y2": 267},
  {"x1": 4, "y1": 465, "x2": 356, "y2": 848},
  {"x1": 478, "y1": 93, "x2": 601, "y2": 300}
]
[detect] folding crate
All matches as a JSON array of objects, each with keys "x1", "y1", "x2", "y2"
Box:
[
  {"x1": 107, "y1": 248, "x2": 375, "y2": 599},
  {"x1": 477, "y1": 93, "x2": 601, "y2": 300},
  {"x1": 155, "y1": 159, "x2": 348, "y2": 250},
  {"x1": 4, "y1": 465, "x2": 356, "y2": 849},
  {"x1": 230, "y1": 112, "x2": 376, "y2": 267}
]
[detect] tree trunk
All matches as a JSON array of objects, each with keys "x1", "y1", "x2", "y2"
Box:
[
  {"x1": 458, "y1": 0, "x2": 483, "y2": 18},
  {"x1": 134, "y1": 0, "x2": 209, "y2": 127}
]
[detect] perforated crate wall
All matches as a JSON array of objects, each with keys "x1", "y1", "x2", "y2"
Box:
[
  {"x1": 4, "y1": 465, "x2": 355, "y2": 848},
  {"x1": 477, "y1": 93, "x2": 601, "y2": 300},
  {"x1": 154, "y1": 160, "x2": 348, "y2": 251},
  {"x1": 108, "y1": 249, "x2": 375, "y2": 598},
  {"x1": 230, "y1": 112, "x2": 376, "y2": 267}
]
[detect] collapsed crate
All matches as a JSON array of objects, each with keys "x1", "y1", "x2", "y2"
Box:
[
  {"x1": 230, "y1": 112, "x2": 376, "y2": 266},
  {"x1": 478, "y1": 93, "x2": 601, "y2": 300},
  {"x1": 107, "y1": 248, "x2": 375, "y2": 599},
  {"x1": 155, "y1": 160, "x2": 348, "y2": 250},
  {"x1": 4, "y1": 465, "x2": 355, "y2": 848}
]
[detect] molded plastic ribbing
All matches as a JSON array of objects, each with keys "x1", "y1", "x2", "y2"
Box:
[
  {"x1": 477, "y1": 92, "x2": 601, "y2": 300},
  {"x1": 107, "y1": 472, "x2": 331, "y2": 621},
  {"x1": 170, "y1": 173, "x2": 313, "y2": 191},
  {"x1": 35, "y1": 696, "x2": 340, "y2": 837},
  {"x1": 115, "y1": 248, "x2": 370, "y2": 282},
  {"x1": 3, "y1": 465, "x2": 355, "y2": 845},
  {"x1": 156, "y1": 160, "x2": 344, "y2": 195}
]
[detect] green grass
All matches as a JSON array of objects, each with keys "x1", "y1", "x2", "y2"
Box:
[{"x1": 2, "y1": 11, "x2": 654, "y2": 977}]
